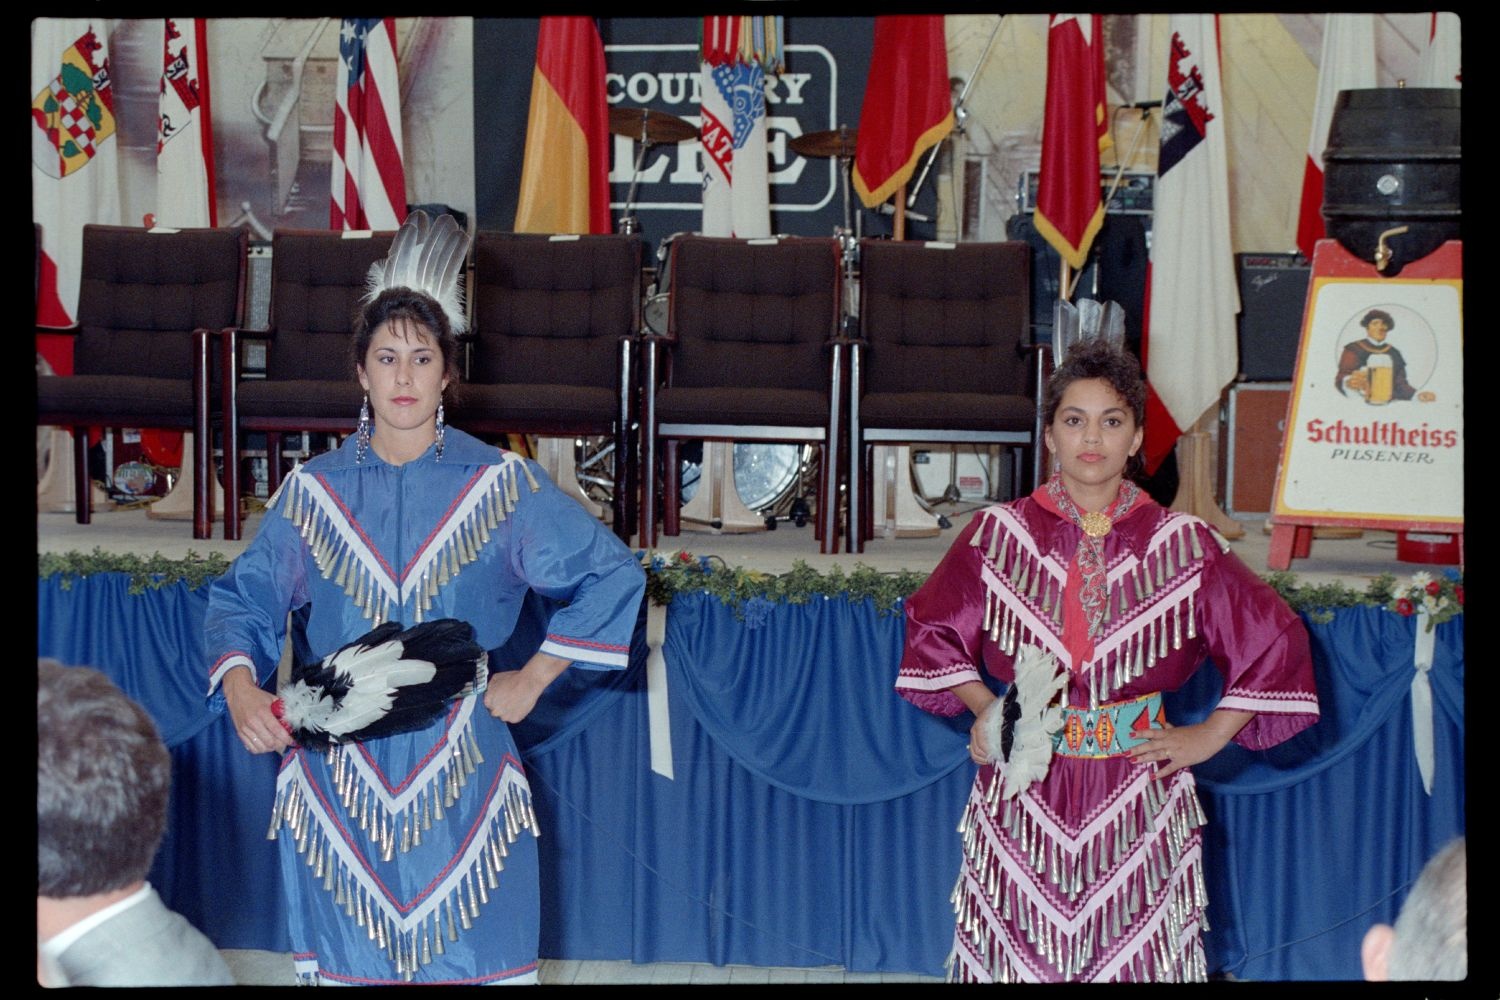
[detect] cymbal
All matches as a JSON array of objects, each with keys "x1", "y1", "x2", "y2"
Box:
[
  {"x1": 608, "y1": 107, "x2": 698, "y2": 145},
  {"x1": 789, "y1": 127, "x2": 858, "y2": 159}
]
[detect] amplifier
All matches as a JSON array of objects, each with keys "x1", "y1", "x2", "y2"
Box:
[
  {"x1": 1220, "y1": 382, "x2": 1291, "y2": 518},
  {"x1": 1235, "y1": 252, "x2": 1310, "y2": 382},
  {"x1": 1017, "y1": 170, "x2": 1155, "y2": 215}
]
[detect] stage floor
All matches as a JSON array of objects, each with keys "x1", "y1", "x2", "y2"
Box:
[{"x1": 36, "y1": 498, "x2": 1428, "y2": 587}]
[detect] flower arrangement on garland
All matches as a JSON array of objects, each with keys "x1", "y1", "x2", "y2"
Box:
[
  {"x1": 1378, "y1": 570, "x2": 1463, "y2": 631},
  {"x1": 37, "y1": 549, "x2": 233, "y2": 595}
]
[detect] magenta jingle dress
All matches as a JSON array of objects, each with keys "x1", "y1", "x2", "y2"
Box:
[{"x1": 896, "y1": 484, "x2": 1318, "y2": 982}]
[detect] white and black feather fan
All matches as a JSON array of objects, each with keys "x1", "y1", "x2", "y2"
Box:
[
  {"x1": 278, "y1": 619, "x2": 487, "y2": 748},
  {"x1": 363, "y1": 209, "x2": 470, "y2": 335},
  {"x1": 979, "y1": 644, "x2": 1068, "y2": 800}
]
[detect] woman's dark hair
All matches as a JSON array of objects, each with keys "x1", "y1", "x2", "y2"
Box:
[
  {"x1": 1361, "y1": 309, "x2": 1395, "y2": 331},
  {"x1": 1044, "y1": 339, "x2": 1147, "y2": 482},
  {"x1": 351, "y1": 287, "x2": 462, "y2": 386},
  {"x1": 1043, "y1": 337, "x2": 1147, "y2": 427}
]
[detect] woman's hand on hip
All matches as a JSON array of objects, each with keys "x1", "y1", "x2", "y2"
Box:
[{"x1": 1130, "y1": 709, "x2": 1252, "y2": 779}]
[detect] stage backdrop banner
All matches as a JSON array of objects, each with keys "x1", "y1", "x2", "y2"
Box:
[{"x1": 474, "y1": 18, "x2": 936, "y2": 251}]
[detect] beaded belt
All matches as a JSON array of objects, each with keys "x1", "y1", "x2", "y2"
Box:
[{"x1": 1051, "y1": 691, "x2": 1164, "y2": 758}]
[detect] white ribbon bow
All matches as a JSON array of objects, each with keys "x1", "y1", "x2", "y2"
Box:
[
  {"x1": 1410, "y1": 609, "x2": 1436, "y2": 796},
  {"x1": 645, "y1": 602, "x2": 674, "y2": 779}
]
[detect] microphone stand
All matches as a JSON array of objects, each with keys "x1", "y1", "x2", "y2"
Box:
[{"x1": 907, "y1": 14, "x2": 1004, "y2": 210}]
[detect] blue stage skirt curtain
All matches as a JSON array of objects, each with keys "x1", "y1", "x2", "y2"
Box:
[
  {"x1": 573, "y1": 591, "x2": 973, "y2": 975},
  {"x1": 1164, "y1": 607, "x2": 1465, "y2": 981},
  {"x1": 38, "y1": 575, "x2": 1465, "y2": 980},
  {"x1": 37, "y1": 574, "x2": 289, "y2": 952}
]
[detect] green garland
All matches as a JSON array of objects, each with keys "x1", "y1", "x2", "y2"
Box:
[
  {"x1": 36, "y1": 548, "x2": 1462, "y2": 628},
  {"x1": 641, "y1": 551, "x2": 927, "y2": 618},
  {"x1": 38, "y1": 549, "x2": 233, "y2": 595},
  {"x1": 638, "y1": 550, "x2": 1462, "y2": 625}
]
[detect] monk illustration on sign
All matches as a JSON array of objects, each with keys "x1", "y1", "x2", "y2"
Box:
[{"x1": 1335, "y1": 309, "x2": 1436, "y2": 405}]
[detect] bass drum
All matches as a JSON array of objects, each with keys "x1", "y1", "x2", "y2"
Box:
[{"x1": 679, "y1": 442, "x2": 805, "y2": 515}]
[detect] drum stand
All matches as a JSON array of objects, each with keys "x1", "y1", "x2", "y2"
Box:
[
  {"x1": 611, "y1": 106, "x2": 697, "y2": 235},
  {"x1": 534, "y1": 437, "x2": 606, "y2": 522},
  {"x1": 147, "y1": 433, "x2": 225, "y2": 523},
  {"x1": 679, "y1": 442, "x2": 768, "y2": 534},
  {"x1": 36, "y1": 427, "x2": 113, "y2": 514}
]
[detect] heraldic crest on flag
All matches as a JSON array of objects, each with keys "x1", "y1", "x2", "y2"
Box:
[
  {"x1": 1158, "y1": 32, "x2": 1214, "y2": 175},
  {"x1": 157, "y1": 18, "x2": 202, "y2": 155},
  {"x1": 31, "y1": 25, "x2": 115, "y2": 179},
  {"x1": 701, "y1": 62, "x2": 766, "y2": 186}
]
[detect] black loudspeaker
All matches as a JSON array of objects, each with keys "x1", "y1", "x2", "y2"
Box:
[
  {"x1": 1005, "y1": 214, "x2": 1150, "y2": 353},
  {"x1": 1235, "y1": 253, "x2": 1310, "y2": 382}
]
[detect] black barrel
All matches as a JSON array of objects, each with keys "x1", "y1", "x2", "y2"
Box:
[{"x1": 1321, "y1": 87, "x2": 1460, "y2": 276}]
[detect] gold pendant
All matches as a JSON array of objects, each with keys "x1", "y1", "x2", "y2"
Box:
[{"x1": 1080, "y1": 510, "x2": 1112, "y2": 538}]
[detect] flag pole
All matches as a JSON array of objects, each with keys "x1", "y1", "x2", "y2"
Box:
[{"x1": 894, "y1": 183, "x2": 907, "y2": 241}]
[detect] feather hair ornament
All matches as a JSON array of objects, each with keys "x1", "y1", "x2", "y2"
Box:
[
  {"x1": 979, "y1": 644, "x2": 1068, "y2": 799},
  {"x1": 274, "y1": 618, "x2": 488, "y2": 748},
  {"x1": 363, "y1": 209, "x2": 471, "y2": 334}
]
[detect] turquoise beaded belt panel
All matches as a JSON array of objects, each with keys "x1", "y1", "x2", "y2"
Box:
[{"x1": 1052, "y1": 691, "x2": 1164, "y2": 758}]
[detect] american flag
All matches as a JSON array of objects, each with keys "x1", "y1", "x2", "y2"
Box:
[{"x1": 331, "y1": 17, "x2": 406, "y2": 230}]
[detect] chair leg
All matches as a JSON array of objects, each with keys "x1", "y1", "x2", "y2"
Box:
[
  {"x1": 662, "y1": 439, "x2": 680, "y2": 538},
  {"x1": 193, "y1": 423, "x2": 213, "y2": 540},
  {"x1": 638, "y1": 441, "x2": 655, "y2": 548},
  {"x1": 612, "y1": 424, "x2": 630, "y2": 545},
  {"x1": 223, "y1": 418, "x2": 241, "y2": 541},
  {"x1": 862, "y1": 443, "x2": 874, "y2": 546},
  {"x1": 267, "y1": 433, "x2": 284, "y2": 496},
  {"x1": 73, "y1": 428, "x2": 91, "y2": 525},
  {"x1": 858, "y1": 440, "x2": 870, "y2": 554},
  {"x1": 623, "y1": 427, "x2": 639, "y2": 546},
  {"x1": 814, "y1": 444, "x2": 825, "y2": 545}
]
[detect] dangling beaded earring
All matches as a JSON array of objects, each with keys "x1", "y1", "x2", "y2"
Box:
[
  {"x1": 356, "y1": 394, "x2": 372, "y2": 464},
  {"x1": 434, "y1": 400, "x2": 446, "y2": 462}
]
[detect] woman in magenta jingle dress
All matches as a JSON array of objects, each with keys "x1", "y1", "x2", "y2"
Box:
[{"x1": 896, "y1": 339, "x2": 1319, "y2": 982}]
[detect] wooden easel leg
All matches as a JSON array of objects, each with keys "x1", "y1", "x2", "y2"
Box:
[{"x1": 1267, "y1": 523, "x2": 1297, "y2": 570}]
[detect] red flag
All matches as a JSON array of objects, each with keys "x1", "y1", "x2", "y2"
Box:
[
  {"x1": 155, "y1": 18, "x2": 216, "y2": 228},
  {"x1": 515, "y1": 17, "x2": 611, "y2": 235},
  {"x1": 1416, "y1": 12, "x2": 1460, "y2": 88},
  {"x1": 1294, "y1": 15, "x2": 1374, "y2": 261},
  {"x1": 331, "y1": 18, "x2": 406, "y2": 230},
  {"x1": 1033, "y1": 15, "x2": 1111, "y2": 271},
  {"x1": 1141, "y1": 15, "x2": 1239, "y2": 474},
  {"x1": 852, "y1": 16, "x2": 954, "y2": 208}
]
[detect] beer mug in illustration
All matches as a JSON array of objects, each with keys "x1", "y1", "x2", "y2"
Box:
[{"x1": 1364, "y1": 354, "x2": 1394, "y2": 405}]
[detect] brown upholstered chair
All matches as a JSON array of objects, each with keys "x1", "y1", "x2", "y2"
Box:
[
  {"x1": 449, "y1": 232, "x2": 642, "y2": 543},
  {"x1": 849, "y1": 239, "x2": 1043, "y2": 553},
  {"x1": 35, "y1": 224, "x2": 248, "y2": 539},
  {"x1": 220, "y1": 229, "x2": 395, "y2": 539},
  {"x1": 639, "y1": 235, "x2": 845, "y2": 553}
]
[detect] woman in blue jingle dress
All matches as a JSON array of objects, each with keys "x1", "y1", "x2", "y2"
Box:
[{"x1": 203, "y1": 213, "x2": 645, "y2": 984}]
